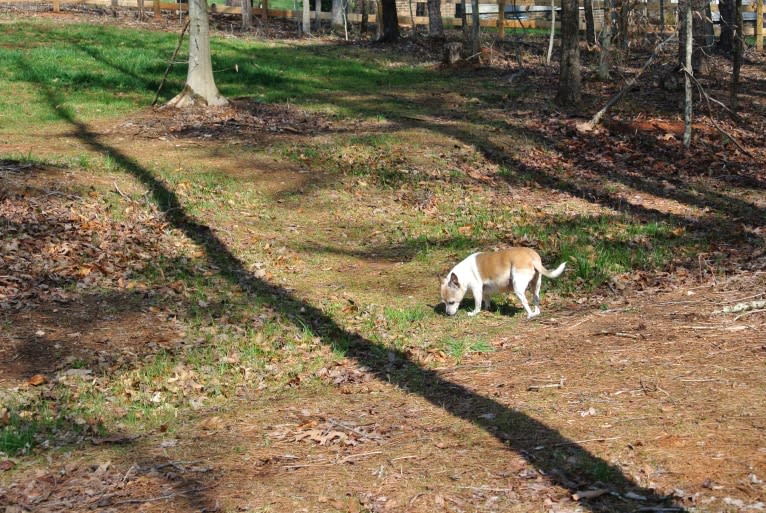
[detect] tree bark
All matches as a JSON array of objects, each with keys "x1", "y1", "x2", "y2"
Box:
[
  {"x1": 362, "y1": 0, "x2": 369, "y2": 33},
  {"x1": 718, "y1": 0, "x2": 735, "y2": 53},
  {"x1": 679, "y1": 0, "x2": 709, "y2": 73},
  {"x1": 461, "y1": 0, "x2": 468, "y2": 38},
  {"x1": 379, "y1": 0, "x2": 400, "y2": 41},
  {"x1": 598, "y1": 0, "x2": 612, "y2": 79},
  {"x1": 314, "y1": 0, "x2": 321, "y2": 31},
  {"x1": 683, "y1": 0, "x2": 693, "y2": 147},
  {"x1": 428, "y1": 0, "x2": 444, "y2": 37},
  {"x1": 167, "y1": 0, "x2": 228, "y2": 108},
  {"x1": 302, "y1": 0, "x2": 311, "y2": 34},
  {"x1": 584, "y1": 0, "x2": 596, "y2": 44},
  {"x1": 730, "y1": 0, "x2": 742, "y2": 110},
  {"x1": 556, "y1": 0, "x2": 582, "y2": 105},
  {"x1": 471, "y1": 0, "x2": 480, "y2": 55},
  {"x1": 332, "y1": 0, "x2": 345, "y2": 32},
  {"x1": 497, "y1": 0, "x2": 506, "y2": 41},
  {"x1": 242, "y1": 0, "x2": 252, "y2": 29},
  {"x1": 546, "y1": 0, "x2": 555, "y2": 64}
]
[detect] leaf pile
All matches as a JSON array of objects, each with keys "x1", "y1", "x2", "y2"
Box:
[
  {"x1": 0, "y1": 166, "x2": 177, "y2": 310},
  {"x1": 115, "y1": 101, "x2": 333, "y2": 142}
]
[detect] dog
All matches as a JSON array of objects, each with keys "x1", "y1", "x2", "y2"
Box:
[{"x1": 440, "y1": 247, "x2": 565, "y2": 318}]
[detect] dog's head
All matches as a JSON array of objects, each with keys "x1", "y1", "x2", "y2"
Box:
[{"x1": 440, "y1": 272, "x2": 465, "y2": 316}]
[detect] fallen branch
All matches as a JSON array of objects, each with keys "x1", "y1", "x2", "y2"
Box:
[
  {"x1": 528, "y1": 376, "x2": 565, "y2": 391},
  {"x1": 579, "y1": 33, "x2": 676, "y2": 131},
  {"x1": 572, "y1": 488, "x2": 609, "y2": 500},
  {"x1": 713, "y1": 300, "x2": 766, "y2": 315},
  {"x1": 592, "y1": 331, "x2": 640, "y2": 339}
]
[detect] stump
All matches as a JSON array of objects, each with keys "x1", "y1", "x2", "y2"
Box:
[{"x1": 443, "y1": 42, "x2": 463, "y2": 65}]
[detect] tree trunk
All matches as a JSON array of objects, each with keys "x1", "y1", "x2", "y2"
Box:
[
  {"x1": 598, "y1": 0, "x2": 612, "y2": 79},
  {"x1": 409, "y1": 0, "x2": 417, "y2": 31},
  {"x1": 659, "y1": 0, "x2": 664, "y2": 33},
  {"x1": 683, "y1": 0, "x2": 692, "y2": 147},
  {"x1": 332, "y1": 0, "x2": 345, "y2": 32},
  {"x1": 546, "y1": 0, "x2": 555, "y2": 64},
  {"x1": 718, "y1": 0, "x2": 735, "y2": 53},
  {"x1": 616, "y1": 0, "x2": 629, "y2": 49},
  {"x1": 757, "y1": 0, "x2": 764, "y2": 52},
  {"x1": 167, "y1": 0, "x2": 228, "y2": 108},
  {"x1": 362, "y1": 0, "x2": 369, "y2": 33},
  {"x1": 730, "y1": 0, "x2": 742, "y2": 110},
  {"x1": 428, "y1": 0, "x2": 444, "y2": 37},
  {"x1": 461, "y1": 0, "x2": 468, "y2": 38},
  {"x1": 471, "y1": 0, "x2": 480, "y2": 55},
  {"x1": 556, "y1": 0, "x2": 582, "y2": 105},
  {"x1": 584, "y1": 0, "x2": 595, "y2": 44},
  {"x1": 497, "y1": 0, "x2": 506, "y2": 41},
  {"x1": 262, "y1": 0, "x2": 268, "y2": 24},
  {"x1": 137, "y1": 0, "x2": 145, "y2": 19},
  {"x1": 302, "y1": 0, "x2": 311, "y2": 33},
  {"x1": 314, "y1": 0, "x2": 321, "y2": 31},
  {"x1": 379, "y1": 0, "x2": 400, "y2": 41},
  {"x1": 242, "y1": 0, "x2": 252, "y2": 29},
  {"x1": 678, "y1": 0, "x2": 709, "y2": 73}
]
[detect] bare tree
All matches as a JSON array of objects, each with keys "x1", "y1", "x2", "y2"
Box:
[
  {"x1": 556, "y1": 0, "x2": 582, "y2": 105},
  {"x1": 379, "y1": 0, "x2": 400, "y2": 41},
  {"x1": 718, "y1": 0, "x2": 735, "y2": 53},
  {"x1": 302, "y1": 0, "x2": 311, "y2": 34},
  {"x1": 332, "y1": 0, "x2": 345, "y2": 32},
  {"x1": 167, "y1": 0, "x2": 228, "y2": 108},
  {"x1": 682, "y1": 0, "x2": 692, "y2": 147},
  {"x1": 470, "y1": 0, "x2": 480, "y2": 55},
  {"x1": 242, "y1": 0, "x2": 252, "y2": 29},
  {"x1": 598, "y1": 0, "x2": 613, "y2": 79},
  {"x1": 730, "y1": 0, "x2": 743, "y2": 110},
  {"x1": 428, "y1": 0, "x2": 444, "y2": 38},
  {"x1": 584, "y1": 0, "x2": 596, "y2": 44},
  {"x1": 678, "y1": 0, "x2": 711, "y2": 73}
]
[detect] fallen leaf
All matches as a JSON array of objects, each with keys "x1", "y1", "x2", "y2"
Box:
[{"x1": 27, "y1": 374, "x2": 48, "y2": 386}]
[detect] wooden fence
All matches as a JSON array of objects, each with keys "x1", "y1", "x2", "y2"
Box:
[{"x1": 1, "y1": 0, "x2": 763, "y2": 47}]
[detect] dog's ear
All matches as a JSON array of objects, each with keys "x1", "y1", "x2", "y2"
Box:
[{"x1": 449, "y1": 272, "x2": 460, "y2": 288}]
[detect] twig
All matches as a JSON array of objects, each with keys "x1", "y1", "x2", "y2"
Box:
[
  {"x1": 592, "y1": 331, "x2": 639, "y2": 339},
  {"x1": 153, "y1": 18, "x2": 190, "y2": 106},
  {"x1": 554, "y1": 436, "x2": 622, "y2": 447},
  {"x1": 685, "y1": 70, "x2": 753, "y2": 157},
  {"x1": 327, "y1": 419, "x2": 382, "y2": 440},
  {"x1": 581, "y1": 33, "x2": 676, "y2": 130},
  {"x1": 339, "y1": 450, "x2": 382, "y2": 462},
  {"x1": 734, "y1": 309, "x2": 766, "y2": 321},
  {"x1": 528, "y1": 376, "x2": 565, "y2": 391},
  {"x1": 113, "y1": 181, "x2": 136, "y2": 203}
]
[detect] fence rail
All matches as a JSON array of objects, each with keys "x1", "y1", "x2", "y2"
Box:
[{"x1": 2, "y1": 0, "x2": 764, "y2": 40}]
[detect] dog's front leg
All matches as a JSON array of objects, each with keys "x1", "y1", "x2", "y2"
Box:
[{"x1": 467, "y1": 284, "x2": 483, "y2": 316}]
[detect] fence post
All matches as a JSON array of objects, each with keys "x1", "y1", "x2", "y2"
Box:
[
  {"x1": 497, "y1": 0, "x2": 505, "y2": 38},
  {"x1": 53, "y1": 0, "x2": 60, "y2": 12},
  {"x1": 262, "y1": 0, "x2": 269, "y2": 23},
  {"x1": 154, "y1": 0, "x2": 161, "y2": 17},
  {"x1": 757, "y1": 0, "x2": 764, "y2": 51}
]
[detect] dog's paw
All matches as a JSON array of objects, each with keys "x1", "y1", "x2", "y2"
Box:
[
  {"x1": 526, "y1": 311, "x2": 540, "y2": 319},
  {"x1": 467, "y1": 310, "x2": 481, "y2": 317}
]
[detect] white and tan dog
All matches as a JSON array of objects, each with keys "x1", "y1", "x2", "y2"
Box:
[{"x1": 440, "y1": 247, "x2": 565, "y2": 318}]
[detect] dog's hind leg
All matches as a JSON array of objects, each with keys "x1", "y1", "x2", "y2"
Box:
[
  {"x1": 512, "y1": 269, "x2": 537, "y2": 318},
  {"x1": 531, "y1": 270, "x2": 542, "y2": 316}
]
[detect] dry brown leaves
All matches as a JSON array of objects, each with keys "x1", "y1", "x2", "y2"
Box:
[{"x1": 0, "y1": 163, "x2": 176, "y2": 311}]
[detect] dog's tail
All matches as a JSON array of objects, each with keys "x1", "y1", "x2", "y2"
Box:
[{"x1": 535, "y1": 261, "x2": 566, "y2": 279}]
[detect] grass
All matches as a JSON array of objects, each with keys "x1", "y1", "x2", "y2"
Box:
[{"x1": 0, "y1": 15, "x2": 751, "y2": 464}]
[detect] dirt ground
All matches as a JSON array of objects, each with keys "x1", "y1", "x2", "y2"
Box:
[{"x1": 2, "y1": 9, "x2": 766, "y2": 513}]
